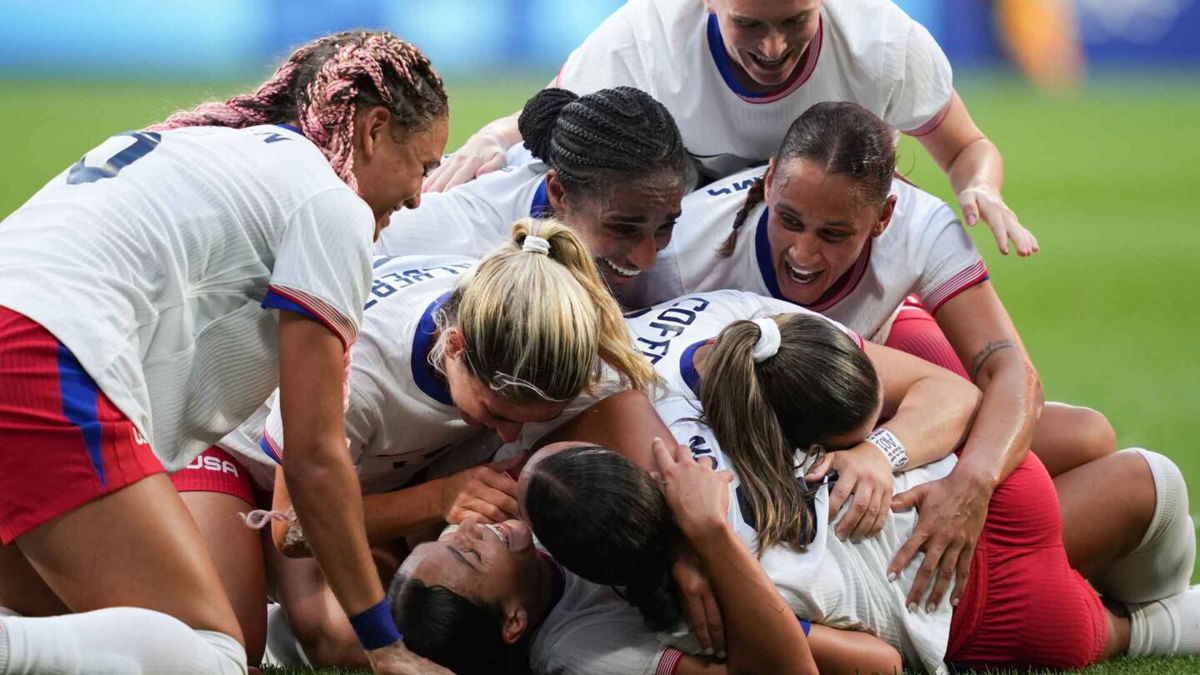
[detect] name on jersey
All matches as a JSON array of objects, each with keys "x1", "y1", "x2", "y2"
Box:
[
  {"x1": 631, "y1": 297, "x2": 711, "y2": 364},
  {"x1": 363, "y1": 261, "x2": 473, "y2": 311}
]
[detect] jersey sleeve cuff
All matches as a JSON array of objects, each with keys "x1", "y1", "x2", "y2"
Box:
[
  {"x1": 922, "y1": 259, "x2": 989, "y2": 314},
  {"x1": 656, "y1": 647, "x2": 685, "y2": 675},
  {"x1": 264, "y1": 284, "x2": 357, "y2": 350},
  {"x1": 903, "y1": 98, "x2": 953, "y2": 137}
]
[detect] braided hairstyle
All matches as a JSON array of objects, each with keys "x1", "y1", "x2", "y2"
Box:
[
  {"x1": 719, "y1": 101, "x2": 895, "y2": 257},
  {"x1": 149, "y1": 30, "x2": 448, "y2": 192},
  {"x1": 518, "y1": 87, "x2": 688, "y2": 204}
]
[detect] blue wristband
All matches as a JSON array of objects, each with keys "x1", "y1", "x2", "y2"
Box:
[{"x1": 349, "y1": 599, "x2": 402, "y2": 650}]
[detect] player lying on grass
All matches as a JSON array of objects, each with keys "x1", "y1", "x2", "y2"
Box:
[
  {"x1": 223, "y1": 220, "x2": 656, "y2": 668},
  {"x1": 628, "y1": 101, "x2": 1120, "y2": 608},
  {"x1": 378, "y1": 86, "x2": 688, "y2": 305},
  {"x1": 0, "y1": 30, "x2": 449, "y2": 675},
  {"x1": 427, "y1": 0, "x2": 1037, "y2": 257},
  {"x1": 390, "y1": 300, "x2": 1197, "y2": 674}
]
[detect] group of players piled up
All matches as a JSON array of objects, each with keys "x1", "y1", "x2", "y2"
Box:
[{"x1": 0, "y1": 1, "x2": 1196, "y2": 674}]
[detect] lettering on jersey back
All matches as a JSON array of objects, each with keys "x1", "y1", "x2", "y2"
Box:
[
  {"x1": 705, "y1": 178, "x2": 756, "y2": 197},
  {"x1": 363, "y1": 262, "x2": 473, "y2": 310},
  {"x1": 634, "y1": 297, "x2": 711, "y2": 364}
]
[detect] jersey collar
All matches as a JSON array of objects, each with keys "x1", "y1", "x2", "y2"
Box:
[
  {"x1": 410, "y1": 293, "x2": 455, "y2": 407},
  {"x1": 530, "y1": 176, "x2": 553, "y2": 218},
  {"x1": 705, "y1": 12, "x2": 823, "y2": 104},
  {"x1": 754, "y1": 208, "x2": 874, "y2": 312},
  {"x1": 275, "y1": 123, "x2": 303, "y2": 136},
  {"x1": 679, "y1": 339, "x2": 710, "y2": 399}
]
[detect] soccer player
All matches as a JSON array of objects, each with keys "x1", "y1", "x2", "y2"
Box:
[
  {"x1": 229, "y1": 220, "x2": 658, "y2": 668},
  {"x1": 378, "y1": 87, "x2": 687, "y2": 304},
  {"x1": 426, "y1": 0, "x2": 1037, "y2": 257},
  {"x1": 0, "y1": 31, "x2": 449, "y2": 675},
  {"x1": 387, "y1": 293, "x2": 1197, "y2": 672}
]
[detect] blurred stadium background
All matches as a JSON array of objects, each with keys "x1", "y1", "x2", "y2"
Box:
[{"x1": 1, "y1": 0, "x2": 1197, "y2": 600}]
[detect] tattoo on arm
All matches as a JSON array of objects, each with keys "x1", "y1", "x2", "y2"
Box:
[{"x1": 968, "y1": 340, "x2": 1015, "y2": 380}]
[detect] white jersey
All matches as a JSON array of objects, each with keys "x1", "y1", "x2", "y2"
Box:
[
  {"x1": 259, "y1": 255, "x2": 503, "y2": 495},
  {"x1": 636, "y1": 167, "x2": 987, "y2": 340},
  {"x1": 377, "y1": 162, "x2": 549, "y2": 260},
  {"x1": 554, "y1": 0, "x2": 953, "y2": 179},
  {"x1": 0, "y1": 124, "x2": 373, "y2": 471}
]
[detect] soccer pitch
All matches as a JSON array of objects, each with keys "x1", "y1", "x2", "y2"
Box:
[{"x1": 2, "y1": 73, "x2": 1198, "y2": 674}]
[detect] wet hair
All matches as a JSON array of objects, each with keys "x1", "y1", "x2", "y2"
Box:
[
  {"x1": 518, "y1": 87, "x2": 688, "y2": 204},
  {"x1": 148, "y1": 30, "x2": 448, "y2": 192},
  {"x1": 699, "y1": 313, "x2": 880, "y2": 552},
  {"x1": 524, "y1": 446, "x2": 681, "y2": 630},
  {"x1": 720, "y1": 101, "x2": 896, "y2": 256},
  {"x1": 430, "y1": 217, "x2": 658, "y2": 403},
  {"x1": 389, "y1": 574, "x2": 524, "y2": 675}
]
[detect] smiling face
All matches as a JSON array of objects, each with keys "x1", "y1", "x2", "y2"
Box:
[
  {"x1": 707, "y1": 0, "x2": 822, "y2": 91},
  {"x1": 765, "y1": 157, "x2": 895, "y2": 306},
  {"x1": 352, "y1": 110, "x2": 449, "y2": 239},
  {"x1": 548, "y1": 171, "x2": 685, "y2": 296},
  {"x1": 401, "y1": 518, "x2": 540, "y2": 644},
  {"x1": 441, "y1": 328, "x2": 568, "y2": 443}
]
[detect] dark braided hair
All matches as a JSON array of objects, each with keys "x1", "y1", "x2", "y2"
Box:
[
  {"x1": 719, "y1": 101, "x2": 895, "y2": 257},
  {"x1": 518, "y1": 87, "x2": 687, "y2": 203},
  {"x1": 149, "y1": 30, "x2": 448, "y2": 192}
]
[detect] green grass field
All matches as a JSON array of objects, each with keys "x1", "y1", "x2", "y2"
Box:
[{"x1": 2, "y1": 73, "x2": 1198, "y2": 674}]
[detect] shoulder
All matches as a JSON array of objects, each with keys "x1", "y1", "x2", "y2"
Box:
[
  {"x1": 821, "y1": 0, "x2": 927, "y2": 68},
  {"x1": 888, "y1": 179, "x2": 961, "y2": 240}
]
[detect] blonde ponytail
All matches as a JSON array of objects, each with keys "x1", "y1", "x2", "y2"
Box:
[{"x1": 433, "y1": 217, "x2": 656, "y2": 404}]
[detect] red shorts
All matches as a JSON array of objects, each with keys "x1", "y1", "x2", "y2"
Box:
[
  {"x1": 883, "y1": 296, "x2": 970, "y2": 380},
  {"x1": 170, "y1": 446, "x2": 255, "y2": 506},
  {"x1": 946, "y1": 452, "x2": 1108, "y2": 669},
  {"x1": 0, "y1": 308, "x2": 164, "y2": 544}
]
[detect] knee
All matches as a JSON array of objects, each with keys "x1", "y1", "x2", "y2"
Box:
[{"x1": 1071, "y1": 406, "x2": 1118, "y2": 463}]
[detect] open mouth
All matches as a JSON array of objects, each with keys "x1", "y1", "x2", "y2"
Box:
[
  {"x1": 785, "y1": 260, "x2": 824, "y2": 286},
  {"x1": 598, "y1": 257, "x2": 641, "y2": 279},
  {"x1": 483, "y1": 522, "x2": 511, "y2": 548},
  {"x1": 748, "y1": 51, "x2": 790, "y2": 71}
]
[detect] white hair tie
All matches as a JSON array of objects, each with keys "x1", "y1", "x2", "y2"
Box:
[
  {"x1": 522, "y1": 235, "x2": 551, "y2": 255},
  {"x1": 750, "y1": 318, "x2": 781, "y2": 363}
]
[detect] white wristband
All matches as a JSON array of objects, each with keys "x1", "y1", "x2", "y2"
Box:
[{"x1": 865, "y1": 428, "x2": 908, "y2": 471}]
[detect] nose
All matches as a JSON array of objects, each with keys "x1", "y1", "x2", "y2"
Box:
[
  {"x1": 760, "y1": 31, "x2": 788, "y2": 60},
  {"x1": 628, "y1": 235, "x2": 658, "y2": 271},
  {"x1": 496, "y1": 421, "x2": 524, "y2": 444},
  {"x1": 789, "y1": 234, "x2": 822, "y2": 265}
]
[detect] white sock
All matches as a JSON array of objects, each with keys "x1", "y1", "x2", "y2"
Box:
[
  {"x1": 0, "y1": 607, "x2": 247, "y2": 675},
  {"x1": 1128, "y1": 585, "x2": 1200, "y2": 656},
  {"x1": 262, "y1": 602, "x2": 310, "y2": 668},
  {"x1": 1093, "y1": 448, "x2": 1196, "y2": 603}
]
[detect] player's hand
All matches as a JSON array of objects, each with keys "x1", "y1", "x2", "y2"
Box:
[
  {"x1": 652, "y1": 437, "x2": 734, "y2": 542},
  {"x1": 887, "y1": 467, "x2": 990, "y2": 612},
  {"x1": 957, "y1": 185, "x2": 1039, "y2": 257},
  {"x1": 437, "y1": 460, "x2": 520, "y2": 525},
  {"x1": 805, "y1": 443, "x2": 894, "y2": 541},
  {"x1": 366, "y1": 640, "x2": 453, "y2": 674},
  {"x1": 671, "y1": 543, "x2": 727, "y2": 660},
  {"x1": 423, "y1": 133, "x2": 509, "y2": 193}
]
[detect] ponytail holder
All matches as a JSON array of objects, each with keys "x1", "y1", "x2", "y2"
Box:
[
  {"x1": 522, "y1": 235, "x2": 551, "y2": 255},
  {"x1": 750, "y1": 318, "x2": 781, "y2": 363}
]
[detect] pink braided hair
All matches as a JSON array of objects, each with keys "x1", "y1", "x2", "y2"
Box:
[{"x1": 148, "y1": 31, "x2": 446, "y2": 195}]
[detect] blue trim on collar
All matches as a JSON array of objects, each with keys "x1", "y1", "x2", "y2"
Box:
[
  {"x1": 530, "y1": 176, "x2": 553, "y2": 218},
  {"x1": 411, "y1": 293, "x2": 455, "y2": 407},
  {"x1": 679, "y1": 339, "x2": 709, "y2": 399},
  {"x1": 753, "y1": 208, "x2": 784, "y2": 300},
  {"x1": 275, "y1": 123, "x2": 303, "y2": 135},
  {"x1": 707, "y1": 14, "x2": 764, "y2": 99}
]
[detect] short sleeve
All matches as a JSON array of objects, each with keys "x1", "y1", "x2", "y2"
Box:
[
  {"x1": 889, "y1": 21, "x2": 954, "y2": 135},
  {"x1": 553, "y1": 2, "x2": 650, "y2": 95},
  {"x1": 264, "y1": 187, "x2": 374, "y2": 350},
  {"x1": 912, "y1": 203, "x2": 989, "y2": 313},
  {"x1": 535, "y1": 614, "x2": 673, "y2": 675}
]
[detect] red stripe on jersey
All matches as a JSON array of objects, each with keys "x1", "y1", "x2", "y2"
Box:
[
  {"x1": 267, "y1": 284, "x2": 357, "y2": 350},
  {"x1": 904, "y1": 98, "x2": 953, "y2": 137},
  {"x1": 923, "y1": 259, "x2": 989, "y2": 313},
  {"x1": 656, "y1": 647, "x2": 685, "y2": 675}
]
